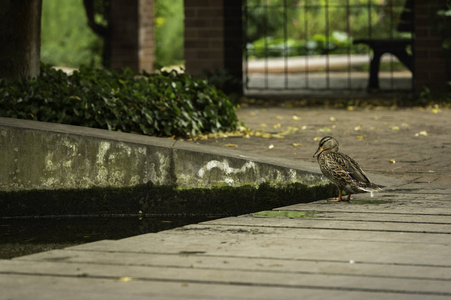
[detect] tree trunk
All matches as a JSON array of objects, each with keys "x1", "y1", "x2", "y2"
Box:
[{"x1": 0, "y1": 0, "x2": 42, "y2": 80}]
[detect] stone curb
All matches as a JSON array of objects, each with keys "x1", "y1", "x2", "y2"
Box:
[
  {"x1": 0, "y1": 117, "x2": 401, "y2": 193},
  {"x1": 0, "y1": 117, "x2": 402, "y2": 192}
]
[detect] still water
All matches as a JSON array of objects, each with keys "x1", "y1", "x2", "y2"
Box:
[{"x1": 0, "y1": 215, "x2": 212, "y2": 259}]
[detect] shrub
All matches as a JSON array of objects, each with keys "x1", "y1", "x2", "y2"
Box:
[{"x1": 0, "y1": 65, "x2": 239, "y2": 137}]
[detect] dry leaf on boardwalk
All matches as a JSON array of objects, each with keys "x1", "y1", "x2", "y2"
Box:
[
  {"x1": 415, "y1": 131, "x2": 428, "y2": 137},
  {"x1": 319, "y1": 127, "x2": 331, "y2": 133}
]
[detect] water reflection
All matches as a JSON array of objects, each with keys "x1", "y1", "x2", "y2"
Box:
[{"x1": 0, "y1": 215, "x2": 213, "y2": 259}]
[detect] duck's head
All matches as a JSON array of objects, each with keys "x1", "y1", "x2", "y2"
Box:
[{"x1": 313, "y1": 136, "x2": 339, "y2": 158}]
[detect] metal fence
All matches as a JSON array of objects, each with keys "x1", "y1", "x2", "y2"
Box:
[{"x1": 243, "y1": 0, "x2": 414, "y2": 92}]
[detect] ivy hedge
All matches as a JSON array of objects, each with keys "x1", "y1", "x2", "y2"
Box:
[{"x1": 0, "y1": 65, "x2": 239, "y2": 137}]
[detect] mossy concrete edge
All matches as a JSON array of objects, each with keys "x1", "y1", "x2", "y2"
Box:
[{"x1": 0, "y1": 117, "x2": 401, "y2": 193}]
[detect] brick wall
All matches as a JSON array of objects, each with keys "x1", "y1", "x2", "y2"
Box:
[
  {"x1": 414, "y1": 0, "x2": 450, "y2": 93},
  {"x1": 184, "y1": 0, "x2": 243, "y2": 91},
  {"x1": 110, "y1": 0, "x2": 155, "y2": 73},
  {"x1": 138, "y1": 0, "x2": 155, "y2": 72},
  {"x1": 184, "y1": 0, "x2": 225, "y2": 75}
]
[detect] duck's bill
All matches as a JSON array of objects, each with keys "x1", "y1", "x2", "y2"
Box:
[{"x1": 313, "y1": 147, "x2": 323, "y2": 158}]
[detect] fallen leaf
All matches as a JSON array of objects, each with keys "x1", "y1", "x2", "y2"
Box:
[
  {"x1": 280, "y1": 127, "x2": 299, "y2": 135},
  {"x1": 431, "y1": 105, "x2": 441, "y2": 114},
  {"x1": 415, "y1": 131, "x2": 428, "y2": 137},
  {"x1": 117, "y1": 277, "x2": 133, "y2": 282},
  {"x1": 329, "y1": 116, "x2": 336, "y2": 122},
  {"x1": 273, "y1": 123, "x2": 281, "y2": 129},
  {"x1": 354, "y1": 125, "x2": 362, "y2": 131},
  {"x1": 356, "y1": 135, "x2": 366, "y2": 139},
  {"x1": 268, "y1": 144, "x2": 274, "y2": 149},
  {"x1": 225, "y1": 144, "x2": 238, "y2": 147},
  {"x1": 389, "y1": 158, "x2": 396, "y2": 164},
  {"x1": 272, "y1": 134, "x2": 285, "y2": 139},
  {"x1": 314, "y1": 137, "x2": 322, "y2": 141},
  {"x1": 292, "y1": 143, "x2": 302, "y2": 147},
  {"x1": 347, "y1": 106, "x2": 355, "y2": 111},
  {"x1": 319, "y1": 127, "x2": 331, "y2": 133},
  {"x1": 301, "y1": 125, "x2": 307, "y2": 130},
  {"x1": 276, "y1": 116, "x2": 283, "y2": 120},
  {"x1": 292, "y1": 115, "x2": 301, "y2": 121},
  {"x1": 262, "y1": 133, "x2": 273, "y2": 138},
  {"x1": 401, "y1": 123, "x2": 409, "y2": 127},
  {"x1": 392, "y1": 126, "x2": 400, "y2": 131}
]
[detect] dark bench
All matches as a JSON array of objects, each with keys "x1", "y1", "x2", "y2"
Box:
[
  {"x1": 353, "y1": 38, "x2": 413, "y2": 89},
  {"x1": 353, "y1": 0, "x2": 413, "y2": 90}
]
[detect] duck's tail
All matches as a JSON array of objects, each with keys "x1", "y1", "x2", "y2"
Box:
[{"x1": 357, "y1": 185, "x2": 382, "y2": 198}]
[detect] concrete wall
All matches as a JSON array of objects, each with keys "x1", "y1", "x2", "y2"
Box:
[{"x1": 0, "y1": 117, "x2": 330, "y2": 192}]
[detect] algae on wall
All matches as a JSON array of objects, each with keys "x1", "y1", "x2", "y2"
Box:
[
  {"x1": 0, "y1": 125, "x2": 174, "y2": 191},
  {"x1": 0, "y1": 182, "x2": 337, "y2": 217},
  {"x1": 1, "y1": 117, "x2": 335, "y2": 218}
]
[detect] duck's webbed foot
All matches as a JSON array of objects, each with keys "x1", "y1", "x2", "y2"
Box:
[{"x1": 328, "y1": 189, "x2": 351, "y2": 202}]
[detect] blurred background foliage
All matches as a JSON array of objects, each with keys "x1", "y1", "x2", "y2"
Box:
[
  {"x1": 41, "y1": 0, "x2": 102, "y2": 68},
  {"x1": 245, "y1": 0, "x2": 411, "y2": 58},
  {"x1": 41, "y1": 0, "x2": 415, "y2": 67},
  {"x1": 41, "y1": 0, "x2": 185, "y2": 69}
]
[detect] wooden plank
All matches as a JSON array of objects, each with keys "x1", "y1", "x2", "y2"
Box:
[
  {"x1": 17, "y1": 249, "x2": 451, "y2": 280},
  {"x1": 281, "y1": 211, "x2": 451, "y2": 224},
  {"x1": 66, "y1": 228, "x2": 451, "y2": 266},
  {"x1": 3, "y1": 273, "x2": 445, "y2": 300},
  {"x1": 68, "y1": 223, "x2": 451, "y2": 247},
  {"x1": 1, "y1": 260, "x2": 451, "y2": 296},
  {"x1": 279, "y1": 199, "x2": 451, "y2": 215},
  {"x1": 201, "y1": 216, "x2": 451, "y2": 234}
]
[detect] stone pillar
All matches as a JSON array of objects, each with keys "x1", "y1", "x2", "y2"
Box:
[
  {"x1": 184, "y1": 0, "x2": 243, "y2": 93},
  {"x1": 414, "y1": 0, "x2": 450, "y2": 93},
  {"x1": 110, "y1": 0, "x2": 155, "y2": 73}
]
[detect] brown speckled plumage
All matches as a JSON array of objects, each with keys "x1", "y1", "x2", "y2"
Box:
[{"x1": 313, "y1": 136, "x2": 380, "y2": 202}]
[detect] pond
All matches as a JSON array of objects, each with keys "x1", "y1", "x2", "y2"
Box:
[
  {"x1": 0, "y1": 183, "x2": 336, "y2": 259},
  {"x1": 0, "y1": 215, "x2": 213, "y2": 259}
]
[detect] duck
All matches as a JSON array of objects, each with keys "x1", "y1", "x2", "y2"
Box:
[{"x1": 313, "y1": 136, "x2": 380, "y2": 202}]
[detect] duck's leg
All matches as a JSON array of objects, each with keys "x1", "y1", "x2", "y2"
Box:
[
  {"x1": 344, "y1": 193, "x2": 351, "y2": 201},
  {"x1": 328, "y1": 189, "x2": 343, "y2": 202}
]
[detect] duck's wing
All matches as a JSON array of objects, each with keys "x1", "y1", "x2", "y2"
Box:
[{"x1": 327, "y1": 152, "x2": 372, "y2": 185}]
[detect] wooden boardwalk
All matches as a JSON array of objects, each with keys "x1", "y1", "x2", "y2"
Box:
[{"x1": 1, "y1": 186, "x2": 451, "y2": 299}]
